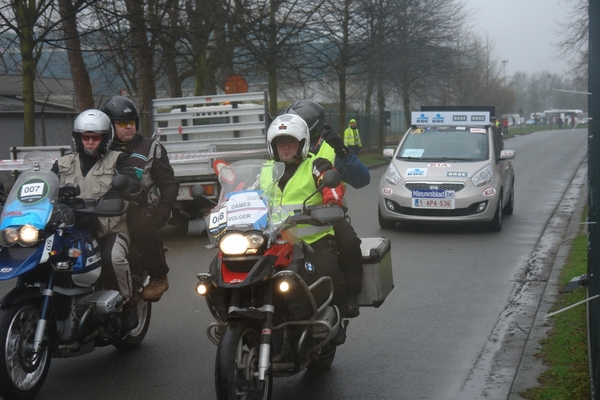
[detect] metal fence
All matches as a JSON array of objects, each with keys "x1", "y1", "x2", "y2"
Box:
[{"x1": 323, "y1": 110, "x2": 408, "y2": 151}]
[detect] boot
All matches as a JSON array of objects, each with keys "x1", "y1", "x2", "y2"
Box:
[
  {"x1": 345, "y1": 294, "x2": 360, "y2": 318},
  {"x1": 142, "y1": 275, "x2": 169, "y2": 302},
  {"x1": 330, "y1": 320, "x2": 349, "y2": 346},
  {"x1": 122, "y1": 300, "x2": 139, "y2": 331}
]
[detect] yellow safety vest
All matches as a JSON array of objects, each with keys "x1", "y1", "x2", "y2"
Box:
[{"x1": 261, "y1": 157, "x2": 334, "y2": 244}]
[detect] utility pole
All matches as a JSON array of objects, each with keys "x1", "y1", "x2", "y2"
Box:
[{"x1": 588, "y1": 1, "x2": 600, "y2": 398}]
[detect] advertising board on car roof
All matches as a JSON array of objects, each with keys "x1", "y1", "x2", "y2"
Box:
[{"x1": 411, "y1": 111, "x2": 490, "y2": 126}]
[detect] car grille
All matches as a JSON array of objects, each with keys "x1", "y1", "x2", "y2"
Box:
[{"x1": 404, "y1": 182, "x2": 466, "y2": 192}]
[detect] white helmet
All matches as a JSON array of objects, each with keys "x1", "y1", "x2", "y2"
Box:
[
  {"x1": 72, "y1": 109, "x2": 114, "y2": 156},
  {"x1": 267, "y1": 114, "x2": 310, "y2": 162}
]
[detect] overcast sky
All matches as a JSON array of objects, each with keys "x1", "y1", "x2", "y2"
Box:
[{"x1": 464, "y1": 0, "x2": 574, "y2": 76}]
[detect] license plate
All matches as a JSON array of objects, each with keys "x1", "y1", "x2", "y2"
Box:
[
  {"x1": 411, "y1": 189, "x2": 455, "y2": 209},
  {"x1": 413, "y1": 198, "x2": 455, "y2": 209}
]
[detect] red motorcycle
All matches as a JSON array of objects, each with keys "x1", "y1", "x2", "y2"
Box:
[{"x1": 194, "y1": 159, "x2": 393, "y2": 399}]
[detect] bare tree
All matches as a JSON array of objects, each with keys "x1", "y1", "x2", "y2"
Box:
[
  {"x1": 234, "y1": 0, "x2": 326, "y2": 116},
  {"x1": 0, "y1": 0, "x2": 57, "y2": 145},
  {"x1": 56, "y1": 0, "x2": 95, "y2": 111},
  {"x1": 555, "y1": 0, "x2": 588, "y2": 86}
]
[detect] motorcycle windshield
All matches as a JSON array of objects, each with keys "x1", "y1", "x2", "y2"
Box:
[
  {"x1": 208, "y1": 159, "x2": 287, "y2": 241},
  {"x1": 0, "y1": 153, "x2": 58, "y2": 231}
]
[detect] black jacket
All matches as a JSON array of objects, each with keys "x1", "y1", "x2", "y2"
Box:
[{"x1": 111, "y1": 134, "x2": 179, "y2": 225}]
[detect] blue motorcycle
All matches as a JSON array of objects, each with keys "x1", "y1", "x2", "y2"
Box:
[{"x1": 0, "y1": 154, "x2": 151, "y2": 399}]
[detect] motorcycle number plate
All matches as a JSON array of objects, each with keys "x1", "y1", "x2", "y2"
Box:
[{"x1": 209, "y1": 206, "x2": 228, "y2": 232}]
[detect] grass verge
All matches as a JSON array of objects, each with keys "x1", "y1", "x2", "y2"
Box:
[{"x1": 522, "y1": 208, "x2": 590, "y2": 399}]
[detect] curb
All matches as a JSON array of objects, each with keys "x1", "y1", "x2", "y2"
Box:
[{"x1": 508, "y1": 158, "x2": 589, "y2": 399}]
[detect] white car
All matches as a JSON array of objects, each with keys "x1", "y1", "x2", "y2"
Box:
[{"x1": 379, "y1": 110, "x2": 516, "y2": 231}]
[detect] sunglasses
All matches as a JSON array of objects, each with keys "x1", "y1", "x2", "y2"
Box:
[
  {"x1": 115, "y1": 120, "x2": 136, "y2": 128},
  {"x1": 80, "y1": 134, "x2": 103, "y2": 142}
]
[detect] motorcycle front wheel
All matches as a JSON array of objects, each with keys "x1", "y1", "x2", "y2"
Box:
[
  {"x1": 0, "y1": 300, "x2": 52, "y2": 400},
  {"x1": 215, "y1": 321, "x2": 272, "y2": 400}
]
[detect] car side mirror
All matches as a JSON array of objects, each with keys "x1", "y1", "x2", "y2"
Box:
[{"x1": 383, "y1": 148, "x2": 394, "y2": 160}]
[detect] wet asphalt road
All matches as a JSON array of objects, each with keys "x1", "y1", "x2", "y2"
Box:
[{"x1": 0, "y1": 127, "x2": 588, "y2": 400}]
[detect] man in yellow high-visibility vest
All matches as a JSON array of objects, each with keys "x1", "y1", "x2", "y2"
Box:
[
  {"x1": 343, "y1": 119, "x2": 362, "y2": 155},
  {"x1": 267, "y1": 114, "x2": 349, "y2": 344}
]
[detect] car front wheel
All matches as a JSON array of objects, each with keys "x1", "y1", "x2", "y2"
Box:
[
  {"x1": 488, "y1": 195, "x2": 503, "y2": 232},
  {"x1": 378, "y1": 206, "x2": 396, "y2": 229}
]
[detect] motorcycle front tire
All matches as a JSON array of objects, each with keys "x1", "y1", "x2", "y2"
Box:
[
  {"x1": 215, "y1": 321, "x2": 273, "y2": 400},
  {"x1": 0, "y1": 299, "x2": 53, "y2": 400}
]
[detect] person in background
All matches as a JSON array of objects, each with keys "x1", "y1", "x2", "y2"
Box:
[
  {"x1": 502, "y1": 117, "x2": 509, "y2": 136},
  {"x1": 51, "y1": 109, "x2": 142, "y2": 330},
  {"x1": 343, "y1": 119, "x2": 362, "y2": 155},
  {"x1": 102, "y1": 96, "x2": 179, "y2": 302}
]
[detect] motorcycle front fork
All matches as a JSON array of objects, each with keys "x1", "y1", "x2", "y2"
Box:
[
  {"x1": 33, "y1": 270, "x2": 55, "y2": 355},
  {"x1": 229, "y1": 282, "x2": 274, "y2": 381},
  {"x1": 259, "y1": 286, "x2": 273, "y2": 381}
]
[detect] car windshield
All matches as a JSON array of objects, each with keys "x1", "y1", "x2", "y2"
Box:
[{"x1": 397, "y1": 126, "x2": 489, "y2": 161}]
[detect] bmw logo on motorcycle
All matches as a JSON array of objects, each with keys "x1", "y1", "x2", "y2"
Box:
[{"x1": 304, "y1": 261, "x2": 315, "y2": 273}]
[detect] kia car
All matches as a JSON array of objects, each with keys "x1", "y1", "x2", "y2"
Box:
[{"x1": 378, "y1": 109, "x2": 516, "y2": 231}]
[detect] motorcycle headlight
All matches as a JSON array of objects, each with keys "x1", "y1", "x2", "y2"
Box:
[
  {"x1": 19, "y1": 225, "x2": 39, "y2": 245},
  {"x1": 2, "y1": 228, "x2": 19, "y2": 245},
  {"x1": 471, "y1": 164, "x2": 494, "y2": 187},
  {"x1": 219, "y1": 232, "x2": 266, "y2": 255}
]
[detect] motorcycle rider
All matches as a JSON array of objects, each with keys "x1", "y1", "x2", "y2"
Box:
[
  {"x1": 267, "y1": 114, "x2": 349, "y2": 343},
  {"x1": 282, "y1": 100, "x2": 368, "y2": 317},
  {"x1": 51, "y1": 109, "x2": 142, "y2": 330},
  {"x1": 102, "y1": 96, "x2": 179, "y2": 302}
]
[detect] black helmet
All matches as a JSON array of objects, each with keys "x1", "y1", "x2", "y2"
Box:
[
  {"x1": 72, "y1": 109, "x2": 114, "y2": 156},
  {"x1": 282, "y1": 99, "x2": 325, "y2": 139},
  {"x1": 101, "y1": 96, "x2": 139, "y2": 130}
]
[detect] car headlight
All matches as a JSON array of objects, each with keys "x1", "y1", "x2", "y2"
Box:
[
  {"x1": 0, "y1": 225, "x2": 40, "y2": 247},
  {"x1": 219, "y1": 232, "x2": 266, "y2": 255},
  {"x1": 384, "y1": 163, "x2": 402, "y2": 185},
  {"x1": 471, "y1": 164, "x2": 494, "y2": 187}
]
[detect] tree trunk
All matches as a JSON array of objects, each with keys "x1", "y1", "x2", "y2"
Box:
[
  {"x1": 338, "y1": 0, "x2": 350, "y2": 130},
  {"x1": 194, "y1": 48, "x2": 208, "y2": 96},
  {"x1": 124, "y1": 0, "x2": 156, "y2": 136},
  {"x1": 22, "y1": 43, "x2": 36, "y2": 146},
  {"x1": 58, "y1": 0, "x2": 94, "y2": 111},
  {"x1": 376, "y1": 76, "x2": 385, "y2": 152}
]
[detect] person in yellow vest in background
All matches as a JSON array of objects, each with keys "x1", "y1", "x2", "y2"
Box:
[{"x1": 343, "y1": 119, "x2": 362, "y2": 155}]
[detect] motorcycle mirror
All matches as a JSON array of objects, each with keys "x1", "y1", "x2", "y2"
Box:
[
  {"x1": 191, "y1": 184, "x2": 206, "y2": 200},
  {"x1": 111, "y1": 175, "x2": 129, "y2": 192},
  {"x1": 191, "y1": 184, "x2": 217, "y2": 205},
  {"x1": 302, "y1": 169, "x2": 343, "y2": 213},
  {"x1": 320, "y1": 169, "x2": 342, "y2": 189}
]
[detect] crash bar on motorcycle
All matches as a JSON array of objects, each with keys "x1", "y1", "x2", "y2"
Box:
[{"x1": 271, "y1": 270, "x2": 334, "y2": 331}]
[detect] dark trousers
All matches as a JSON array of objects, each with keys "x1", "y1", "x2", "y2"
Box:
[
  {"x1": 349, "y1": 145, "x2": 361, "y2": 155},
  {"x1": 127, "y1": 209, "x2": 169, "y2": 278},
  {"x1": 311, "y1": 235, "x2": 347, "y2": 317},
  {"x1": 333, "y1": 218, "x2": 363, "y2": 295}
]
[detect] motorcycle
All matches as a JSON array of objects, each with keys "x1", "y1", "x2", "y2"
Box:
[
  {"x1": 0, "y1": 153, "x2": 151, "y2": 399},
  {"x1": 194, "y1": 159, "x2": 393, "y2": 399}
]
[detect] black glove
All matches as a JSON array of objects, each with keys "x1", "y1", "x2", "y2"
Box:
[
  {"x1": 153, "y1": 203, "x2": 171, "y2": 230},
  {"x1": 322, "y1": 125, "x2": 351, "y2": 159},
  {"x1": 321, "y1": 125, "x2": 343, "y2": 150}
]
